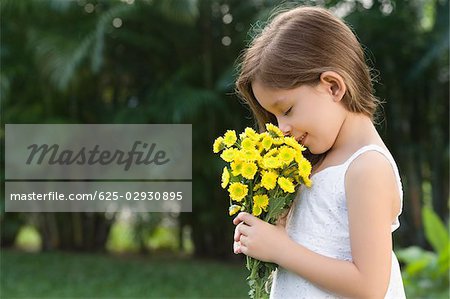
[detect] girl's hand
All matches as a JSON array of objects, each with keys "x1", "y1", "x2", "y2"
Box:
[{"x1": 232, "y1": 212, "x2": 291, "y2": 263}]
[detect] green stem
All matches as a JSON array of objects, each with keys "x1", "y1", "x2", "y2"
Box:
[
  {"x1": 248, "y1": 180, "x2": 253, "y2": 212},
  {"x1": 246, "y1": 256, "x2": 276, "y2": 299}
]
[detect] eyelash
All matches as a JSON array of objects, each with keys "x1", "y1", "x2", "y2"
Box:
[{"x1": 284, "y1": 107, "x2": 292, "y2": 116}]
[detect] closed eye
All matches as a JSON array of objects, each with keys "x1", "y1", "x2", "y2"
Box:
[{"x1": 284, "y1": 107, "x2": 292, "y2": 116}]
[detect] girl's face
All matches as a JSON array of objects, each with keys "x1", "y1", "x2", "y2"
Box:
[{"x1": 251, "y1": 77, "x2": 348, "y2": 154}]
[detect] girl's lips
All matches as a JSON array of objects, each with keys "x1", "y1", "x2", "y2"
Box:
[{"x1": 297, "y1": 133, "x2": 308, "y2": 145}]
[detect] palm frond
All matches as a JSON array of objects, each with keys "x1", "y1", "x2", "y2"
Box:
[
  {"x1": 30, "y1": 30, "x2": 95, "y2": 90},
  {"x1": 406, "y1": 29, "x2": 449, "y2": 81},
  {"x1": 28, "y1": 3, "x2": 135, "y2": 91},
  {"x1": 92, "y1": 4, "x2": 135, "y2": 72},
  {"x1": 151, "y1": 0, "x2": 199, "y2": 24}
]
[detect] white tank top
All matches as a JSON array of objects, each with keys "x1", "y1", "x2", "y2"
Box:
[{"x1": 270, "y1": 144, "x2": 406, "y2": 298}]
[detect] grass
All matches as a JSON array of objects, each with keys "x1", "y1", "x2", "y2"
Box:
[{"x1": 1, "y1": 249, "x2": 249, "y2": 298}]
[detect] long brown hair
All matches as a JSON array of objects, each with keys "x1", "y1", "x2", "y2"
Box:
[{"x1": 234, "y1": 5, "x2": 381, "y2": 165}]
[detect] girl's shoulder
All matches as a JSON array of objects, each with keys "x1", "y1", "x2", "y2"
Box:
[
  {"x1": 344, "y1": 144, "x2": 400, "y2": 179},
  {"x1": 344, "y1": 144, "x2": 403, "y2": 227},
  {"x1": 344, "y1": 144, "x2": 402, "y2": 190}
]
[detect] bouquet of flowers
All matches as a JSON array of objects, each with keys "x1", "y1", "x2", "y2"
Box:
[{"x1": 212, "y1": 123, "x2": 312, "y2": 299}]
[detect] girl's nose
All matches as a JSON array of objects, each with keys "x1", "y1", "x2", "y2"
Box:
[{"x1": 278, "y1": 123, "x2": 291, "y2": 136}]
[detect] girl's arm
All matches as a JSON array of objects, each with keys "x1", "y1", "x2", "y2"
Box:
[{"x1": 234, "y1": 151, "x2": 399, "y2": 298}]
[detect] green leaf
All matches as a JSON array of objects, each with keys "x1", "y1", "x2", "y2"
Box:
[
  {"x1": 422, "y1": 206, "x2": 449, "y2": 253},
  {"x1": 265, "y1": 194, "x2": 289, "y2": 222},
  {"x1": 397, "y1": 246, "x2": 436, "y2": 264},
  {"x1": 437, "y1": 242, "x2": 450, "y2": 275}
]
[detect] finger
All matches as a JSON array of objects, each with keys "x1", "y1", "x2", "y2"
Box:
[
  {"x1": 232, "y1": 213, "x2": 243, "y2": 225},
  {"x1": 239, "y1": 241, "x2": 248, "y2": 255},
  {"x1": 233, "y1": 241, "x2": 241, "y2": 254},
  {"x1": 234, "y1": 222, "x2": 250, "y2": 242},
  {"x1": 233, "y1": 212, "x2": 256, "y2": 226},
  {"x1": 234, "y1": 224, "x2": 242, "y2": 242},
  {"x1": 233, "y1": 212, "x2": 249, "y2": 225},
  {"x1": 234, "y1": 222, "x2": 245, "y2": 241},
  {"x1": 239, "y1": 234, "x2": 248, "y2": 247}
]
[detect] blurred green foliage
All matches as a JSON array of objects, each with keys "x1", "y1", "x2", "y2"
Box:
[
  {"x1": 14, "y1": 225, "x2": 42, "y2": 252},
  {"x1": 397, "y1": 206, "x2": 449, "y2": 298},
  {"x1": 1, "y1": 2, "x2": 449, "y2": 296}
]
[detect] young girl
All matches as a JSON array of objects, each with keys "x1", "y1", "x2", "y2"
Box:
[{"x1": 232, "y1": 6, "x2": 406, "y2": 299}]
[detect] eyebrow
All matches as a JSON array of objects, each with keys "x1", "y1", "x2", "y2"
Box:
[
  {"x1": 272, "y1": 97, "x2": 287, "y2": 108},
  {"x1": 260, "y1": 99, "x2": 287, "y2": 116},
  {"x1": 272, "y1": 98, "x2": 283, "y2": 107},
  {"x1": 251, "y1": 86, "x2": 286, "y2": 111}
]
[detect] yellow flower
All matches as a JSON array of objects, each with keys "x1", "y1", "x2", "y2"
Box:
[
  {"x1": 252, "y1": 194, "x2": 269, "y2": 216},
  {"x1": 298, "y1": 157, "x2": 312, "y2": 178},
  {"x1": 266, "y1": 123, "x2": 284, "y2": 138},
  {"x1": 284, "y1": 136, "x2": 306, "y2": 151},
  {"x1": 254, "y1": 194, "x2": 269, "y2": 209},
  {"x1": 261, "y1": 171, "x2": 277, "y2": 190},
  {"x1": 229, "y1": 204, "x2": 242, "y2": 216},
  {"x1": 221, "y1": 167, "x2": 230, "y2": 189},
  {"x1": 258, "y1": 131, "x2": 269, "y2": 140},
  {"x1": 291, "y1": 173, "x2": 301, "y2": 184},
  {"x1": 265, "y1": 148, "x2": 278, "y2": 157},
  {"x1": 257, "y1": 157, "x2": 265, "y2": 169},
  {"x1": 240, "y1": 148, "x2": 260, "y2": 161},
  {"x1": 263, "y1": 156, "x2": 282, "y2": 169},
  {"x1": 228, "y1": 182, "x2": 248, "y2": 202},
  {"x1": 244, "y1": 127, "x2": 259, "y2": 140},
  {"x1": 223, "y1": 130, "x2": 237, "y2": 147},
  {"x1": 272, "y1": 137, "x2": 284, "y2": 145},
  {"x1": 213, "y1": 137, "x2": 225, "y2": 153},
  {"x1": 253, "y1": 182, "x2": 261, "y2": 191},
  {"x1": 241, "y1": 137, "x2": 256, "y2": 150},
  {"x1": 278, "y1": 177, "x2": 295, "y2": 193},
  {"x1": 303, "y1": 176, "x2": 313, "y2": 188},
  {"x1": 220, "y1": 148, "x2": 238, "y2": 162},
  {"x1": 252, "y1": 205, "x2": 262, "y2": 217},
  {"x1": 241, "y1": 162, "x2": 257, "y2": 179},
  {"x1": 231, "y1": 160, "x2": 243, "y2": 176},
  {"x1": 278, "y1": 146, "x2": 296, "y2": 164},
  {"x1": 256, "y1": 142, "x2": 265, "y2": 153},
  {"x1": 261, "y1": 135, "x2": 273, "y2": 150},
  {"x1": 283, "y1": 167, "x2": 297, "y2": 179}
]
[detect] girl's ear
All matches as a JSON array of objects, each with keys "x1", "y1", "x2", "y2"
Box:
[{"x1": 319, "y1": 71, "x2": 347, "y2": 102}]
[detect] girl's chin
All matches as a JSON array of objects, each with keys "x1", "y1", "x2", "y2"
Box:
[
  {"x1": 308, "y1": 147, "x2": 319, "y2": 155},
  {"x1": 306, "y1": 143, "x2": 328, "y2": 155}
]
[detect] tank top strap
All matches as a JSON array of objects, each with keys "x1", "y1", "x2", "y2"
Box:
[
  {"x1": 343, "y1": 144, "x2": 404, "y2": 212},
  {"x1": 344, "y1": 145, "x2": 395, "y2": 170}
]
